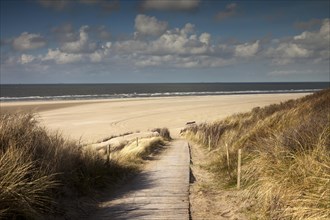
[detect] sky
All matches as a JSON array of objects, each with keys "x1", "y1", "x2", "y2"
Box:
[{"x1": 0, "y1": 0, "x2": 329, "y2": 84}]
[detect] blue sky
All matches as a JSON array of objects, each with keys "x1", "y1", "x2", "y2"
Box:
[{"x1": 1, "y1": 0, "x2": 329, "y2": 84}]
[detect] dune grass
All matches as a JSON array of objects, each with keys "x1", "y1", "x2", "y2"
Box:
[
  {"x1": 152, "y1": 127, "x2": 172, "y2": 141},
  {"x1": 114, "y1": 137, "x2": 166, "y2": 162},
  {"x1": 183, "y1": 89, "x2": 330, "y2": 219},
  {"x1": 0, "y1": 113, "x2": 168, "y2": 219}
]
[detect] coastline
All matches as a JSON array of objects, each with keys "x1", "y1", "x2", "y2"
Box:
[
  {"x1": 0, "y1": 98, "x2": 148, "y2": 113},
  {"x1": 0, "y1": 93, "x2": 311, "y2": 144}
]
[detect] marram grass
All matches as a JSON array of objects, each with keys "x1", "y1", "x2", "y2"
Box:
[
  {"x1": 0, "y1": 113, "x2": 168, "y2": 219},
  {"x1": 184, "y1": 89, "x2": 330, "y2": 219}
]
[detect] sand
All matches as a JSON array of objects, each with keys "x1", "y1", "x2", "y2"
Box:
[{"x1": 0, "y1": 93, "x2": 310, "y2": 144}]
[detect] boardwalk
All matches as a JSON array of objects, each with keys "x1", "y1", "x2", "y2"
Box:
[{"x1": 90, "y1": 139, "x2": 190, "y2": 220}]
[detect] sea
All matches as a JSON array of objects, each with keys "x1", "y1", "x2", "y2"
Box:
[{"x1": 0, "y1": 82, "x2": 329, "y2": 102}]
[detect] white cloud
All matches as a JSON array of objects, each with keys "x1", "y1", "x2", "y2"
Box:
[
  {"x1": 268, "y1": 70, "x2": 299, "y2": 76},
  {"x1": 293, "y1": 18, "x2": 329, "y2": 49},
  {"x1": 141, "y1": 0, "x2": 199, "y2": 11},
  {"x1": 281, "y1": 43, "x2": 310, "y2": 58},
  {"x1": 89, "y1": 50, "x2": 105, "y2": 62},
  {"x1": 235, "y1": 40, "x2": 259, "y2": 57},
  {"x1": 175, "y1": 56, "x2": 234, "y2": 68},
  {"x1": 267, "y1": 18, "x2": 329, "y2": 65},
  {"x1": 113, "y1": 40, "x2": 148, "y2": 54},
  {"x1": 135, "y1": 54, "x2": 234, "y2": 68},
  {"x1": 133, "y1": 55, "x2": 166, "y2": 67},
  {"x1": 150, "y1": 29, "x2": 191, "y2": 54},
  {"x1": 320, "y1": 19, "x2": 330, "y2": 37},
  {"x1": 42, "y1": 48, "x2": 83, "y2": 64},
  {"x1": 11, "y1": 17, "x2": 328, "y2": 72},
  {"x1": 103, "y1": 22, "x2": 234, "y2": 68},
  {"x1": 144, "y1": 23, "x2": 211, "y2": 55},
  {"x1": 40, "y1": 41, "x2": 112, "y2": 64},
  {"x1": 199, "y1": 33, "x2": 211, "y2": 45},
  {"x1": 19, "y1": 54, "x2": 35, "y2": 64},
  {"x1": 268, "y1": 69, "x2": 312, "y2": 76},
  {"x1": 267, "y1": 43, "x2": 311, "y2": 65},
  {"x1": 113, "y1": 21, "x2": 234, "y2": 69},
  {"x1": 53, "y1": 23, "x2": 112, "y2": 43},
  {"x1": 104, "y1": 42, "x2": 112, "y2": 49},
  {"x1": 12, "y1": 32, "x2": 46, "y2": 51},
  {"x1": 181, "y1": 23, "x2": 195, "y2": 35},
  {"x1": 135, "y1": 14, "x2": 168, "y2": 36},
  {"x1": 60, "y1": 26, "x2": 97, "y2": 53}
]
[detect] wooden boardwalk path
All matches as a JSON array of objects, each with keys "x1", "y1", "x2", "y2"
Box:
[{"x1": 89, "y1": 139, "x2": 190, "y2": 220}]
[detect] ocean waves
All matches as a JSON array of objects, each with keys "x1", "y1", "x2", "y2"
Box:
[{"x1": 0, "y1": 89, "x2": 322, "y2": 102}]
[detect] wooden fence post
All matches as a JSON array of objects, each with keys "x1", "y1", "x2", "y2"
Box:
[
  {"x1": 208, "y1": 135, "x2": 211, "y2": 151},
  {"x1": 226, "y1": 143, "x2": 230, "y2": 169},
  {"x1": 109, "y1": 145, "x2": 112, "y2": 161},
  {"x1": 106, "y1": 145, "x2": 110, "y2": 164},
  {"x1": 237, "y1": 149, "x2": 242, "y2": 190}
]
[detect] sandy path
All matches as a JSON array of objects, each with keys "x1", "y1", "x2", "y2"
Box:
[
  {"x1": 89, "y1": 139, "x2": 190, "y2": 220},
  {"x1": 189, "y1": 142, "x2": 249, "y2": 220},
  {"x1": 0, "y1": 93, "x2": 310, "y2": 144}
]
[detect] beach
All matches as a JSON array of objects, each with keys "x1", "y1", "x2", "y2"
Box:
[{"x1": 0, "y1": 93, "x2": 310, "y2": 144}]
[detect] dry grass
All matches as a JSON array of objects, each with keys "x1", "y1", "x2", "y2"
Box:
[
  {"x1": 151, "y1": 127, "x2": 172, "y2": 141},
  {"x1": 114, "y1": 137, "x2": 166, "y2": 161},
  {"x1": 183, "y1": 89, "x2": 330, "y2": 219},
  {"x1": 0, "y1": 113, "x2": 167, "y2": 219},
  {"x1": 0, "y1": 146, "x2": 58, "y2": 219}
]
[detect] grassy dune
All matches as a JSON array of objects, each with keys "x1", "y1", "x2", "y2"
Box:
[
  {"x1": 0, "y1": 113, "x2": 169, "y2": 219},
  {"x1": 183, "y1": 89, "x2": 330, "y2": 219}
]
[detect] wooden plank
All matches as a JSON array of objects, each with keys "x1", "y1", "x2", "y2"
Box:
[{"x1": 89, "y1": 139, "x2": 190, "y2": 220}]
